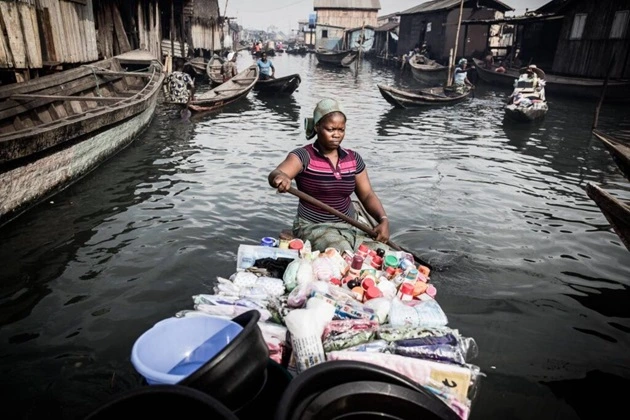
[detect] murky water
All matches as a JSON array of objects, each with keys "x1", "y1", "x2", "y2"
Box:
[{"x1": 1, "y1": 53, "x2": 629, "y2": 419}]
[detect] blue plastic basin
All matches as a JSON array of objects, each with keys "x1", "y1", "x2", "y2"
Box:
[{"x1": 131, "y1": 316, "x2": 243, "y2": 385}]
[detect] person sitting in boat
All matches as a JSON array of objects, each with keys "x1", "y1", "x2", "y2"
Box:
[
  {"x1": 511, "y1": 65, "x2": 546, "y2": 102},
  {"x1": 221, "y1": 52, "x2": 238, "y2": 83},
  {"x1": 257, "y1": 52, "x2": 275, "y2": 80},
  {"x1": 268, "y1": 98, "x2": 390, "y2": 252},
  {"x1": 495, "y1": 61, "x2": 506, "y2": 73},
  {"x1": 453, "y1": 58, "x2": 473, "y2": 94},
  {"x1": 163, "y1": 58, "x2": 195, "y2": 104},
  {"x1": 420, "y1": 42, "x2": 430, "y2": 58}
]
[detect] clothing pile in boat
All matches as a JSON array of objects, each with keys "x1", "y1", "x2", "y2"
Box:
[{"x1": 176, "y1": 240, "x2": 483, "y2": 420}]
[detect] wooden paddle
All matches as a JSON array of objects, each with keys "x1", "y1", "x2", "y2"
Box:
[{"x1": 286, "y1": 187, "x2": 433, "y2": 270}]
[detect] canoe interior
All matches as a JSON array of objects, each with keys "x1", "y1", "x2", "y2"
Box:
[
  {"x1": 0, "y1": 58, "x2": 152, "y2": 139},
  {"x1": 189, "y1": 65, "x2": 259, "y2": 112},
  {"x1": 206, "y1": 54, "x2": 225, "y2": 85},
  {"x1": 586, "y1": 183, "x2": 630, "y2": 252}
]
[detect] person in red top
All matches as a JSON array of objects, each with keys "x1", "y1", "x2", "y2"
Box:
[{"x1": 268, "y1": 98, "x2": 390, "y2": 252}]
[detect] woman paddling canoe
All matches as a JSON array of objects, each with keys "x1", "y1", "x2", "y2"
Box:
[{"x1": 268, "y1": 98, "x2": 390, "y2": 252}]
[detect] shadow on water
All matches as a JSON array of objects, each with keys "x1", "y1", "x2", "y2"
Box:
[{"x1": 254, "y1": 93, "x2": 301, "y2": 123}]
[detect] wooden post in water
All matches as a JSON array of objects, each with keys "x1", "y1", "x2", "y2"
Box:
[
  {"x1": 356, "y1": 21, "x2": 365, "y2": 72},
  {"x1": 447, "y1": 48, "x2": 454, "y2": 86},
  {"x1": 593, "y1": 54, "x2": 616, "y2": 129},
  {"x1": 448, "y1": 0, "x2": 465, "y2": 87}
]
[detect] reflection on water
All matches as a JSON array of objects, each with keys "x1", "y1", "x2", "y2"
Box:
[{"x1": 0, "y1": 53, "x2": 629, "y2": 420}]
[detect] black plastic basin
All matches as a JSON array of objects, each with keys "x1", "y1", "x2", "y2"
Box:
[
  {"x1": 179, "y1": 310, "x2": 270, "y2": 411},
  {"x1": 274, "y1": 360, "x2": 460, "y2": 420},
  {"x1": 84, "y1": 384, "x2": 238, "y2": 419}
]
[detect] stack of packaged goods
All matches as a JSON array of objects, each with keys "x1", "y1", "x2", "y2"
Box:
[{"x1": 176, "y1": 237, "x2": 482, "y2": 420}]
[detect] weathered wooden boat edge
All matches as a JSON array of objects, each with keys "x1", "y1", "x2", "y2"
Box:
[
  {"x1": 586, "y1": 182, "x2": 630, "y2": 252},
  {"x1": 593, "y1": 130, "x2": 630, "y2": 180},
  {"x1": 0, "y1": 58, "x2": 163, "y2": 164},
  {"x1": 188, "y1": 65, "x2": 259, "y2": 113},
  {"x1": 0, "y1": 79, "x2": 162, "y2": 228}
]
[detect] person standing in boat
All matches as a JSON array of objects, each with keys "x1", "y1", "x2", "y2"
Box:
[
  {"x1": 268, "y1": 98, "x2": 390, "y2": 252},
  {"x1": 453, "y1": 58, "x2": 473, "y2": 94},
  {"x1": 221, "y1": 52, "x2": 238, "y2": 83},
  {"x1": 257, "y1": 52, "x2": 275, "y2": 80},
  {"x1": 163, "y1": 58, "x2": 195, "y2": 104}
]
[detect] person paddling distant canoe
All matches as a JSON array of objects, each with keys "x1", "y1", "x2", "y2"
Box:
[
  {"x1": 268, "y1": 98, "x2": 390, "y2": 252},
  {"x1": 257, "y1": 52, "x2": 275, "y2": 80}
]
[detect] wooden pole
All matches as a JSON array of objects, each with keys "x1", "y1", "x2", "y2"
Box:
[
  {"x1": 356, "y1": 21, "x2": 365, "y2": 71},
  {"x1": 170, "y1": 0, "x2": 175, "y2": 58},
  {"x1": 593, "y1": 54, "x2": 616, "y2": 129},
  {"x1": 448, "y1": 0, "x2": 465, "y2": 86}
]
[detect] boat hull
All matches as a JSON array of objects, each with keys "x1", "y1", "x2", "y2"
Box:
[
  {"x1": 377, "y1": 84, "x2": 472, "y2": 108},
  {"x1": 0, "y1": 93, "x2": 159, "y2": 227},
  {"x1": 504, "y1": 102, "x2": 548, "y2": 122},
  {"x1": 189, "y1": 65, "x2": 258, "y2": 113},
  {"x1": 409, "y1": 55, "x2": 448, "y2": 85},
  {"x1": 206, "y1": 54, "x2": 225, "y2": 86},
  {"x1": 253, "y1": 74, "x2": 301, "y2": 96},
  {"x1": 586, "y1": 183, "x2": 630, "y2": 252},
  {"x1": 593, "y1": 130, "x2": 630, "y2": 180},
  {"x1": 315, "y1": 51, "x2": 357, "y2": 67},
  {"x1": 473, "y1": 58, "x2": 630, "y2": 102}
]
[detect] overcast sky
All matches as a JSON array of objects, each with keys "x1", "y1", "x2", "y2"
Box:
[{"x1": 230, "y1": 0, "x2": 551, "y2": 33}]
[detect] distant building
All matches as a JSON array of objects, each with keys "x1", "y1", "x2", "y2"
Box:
[
  {"x1": 397, "y1": 0, "x2": 513, "y2": 62},
  {"x1": 314, "y1": 0, "x2": 381, "y2": 29}
]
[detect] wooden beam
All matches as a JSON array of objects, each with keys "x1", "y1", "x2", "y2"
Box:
[
  {"x1": 91, "y1": 70, "x2": 153, "y2": 78},
  {"x1": 11, "y1": 93, "x2": 128, "y2": 101}
]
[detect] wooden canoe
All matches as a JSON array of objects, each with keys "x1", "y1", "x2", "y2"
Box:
[
  {"x1": 188, "y1": 64, "x2": 259, "y2": 113},
  {"x1": 315, "y1": 50, "x2": 358, "y2": 67},
  {"x1": 184, "y1": 57, "x2": 207, "y2": 76},
  {"x1": 253, "y1": 74, "x2": 301, "y2": 96},
  {"x1": 593, "y1": 130, "x2": 630, "y2": 181},
  {"x1": 0, "y1": 51, "x2": 164, "y2": 227},
  {"x1": 408, "y1": 55, "x2": 448, "y2": 86},
  {"x1": 586, "y1": 183, "x2": 630, "y2": 252},
  {"x1": 377, "y1": 84, "x2": 472, "y2": 108},
  {"x1": 504, "y1": 102, "x2": 548, "y2": 122},
  {"x1": 472, "y1": 58, "x2": 630, "y2": 102},
  {"x1": 206, "y1": 54, "x2": 225, "y2": 86}
]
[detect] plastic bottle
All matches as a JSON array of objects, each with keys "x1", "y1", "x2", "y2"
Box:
[
  {"x1": 396, "y1": 282, "x2": 414, "y2": 301},
  {"x1": 348, "y1": 255, "x2": 364, "y2": 277},
  {"x1": 363, "y1": 285, "x2": 383, "y2": 302}
]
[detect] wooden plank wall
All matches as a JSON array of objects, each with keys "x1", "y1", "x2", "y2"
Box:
[
  {"x1": 0, "y1": 0, "x2": 97, "y2": 69},
  {"x1": 552, "y1": 0, "x2": 630, "y2": 78}
]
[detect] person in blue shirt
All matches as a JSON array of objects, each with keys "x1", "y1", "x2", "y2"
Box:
[{"x1": 256, "y1": 52, "x2": 275, "y2": 80}]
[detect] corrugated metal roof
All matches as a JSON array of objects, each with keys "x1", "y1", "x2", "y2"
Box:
[
  {"x1": 375, "y1": 21, "x2": 399, "y2": 31},
  {"x1": 314, "y1": 0, "x2": 381, "y2": 10},
  {"x1": 399, "y1": 0, "x2": 512, "y2": 15}
]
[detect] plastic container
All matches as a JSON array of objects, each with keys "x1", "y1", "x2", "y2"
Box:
[
  {"x1": 384, "y1": 255, "x2": 399, "y2": 270},
  {"x1": 85, "y1": 385, "x2": 239, "y2": 419},
  {"x1": 397, "y1": 282, "x2": 414, "y2": 301},
  {"x1": 260, "y1": 237, "x2": 277, "y2": 247},
  {"x1": 236, "y1": 244, "x2": 299, "y2": 270},
  {"x1": 131, "y1": 316, "x2": 243, "y2": 385},
  {"x1": 180, "y1": 310, "x2": 270, "y2": 411},
  {"x1": 273, "y1": 360, "x2": 459, "y2": 420}
]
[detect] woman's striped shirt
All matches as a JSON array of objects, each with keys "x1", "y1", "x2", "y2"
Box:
[{"x1": 290, "y1": 142, "x2": 366, "y2": 223}]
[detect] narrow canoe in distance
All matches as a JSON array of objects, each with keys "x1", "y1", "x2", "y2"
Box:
[
  {"x1": 377, "y1": 84, "x2": 472, "y2": 108},
  {"x1": 253, "y1": 74, "x2": 301, "y2": 96},
  {"x1": 315, "y1": 50, "x2": 358, "y2": 67},
  {"x1": 586, "y1": 183, "x2": 630, "y2": 252},
  {"x1": 206, "y1": 54, "x2": 225, "y2": 86},
  {"x1": 188, "y1": 64, "x2": 259, "y2": 113},
  {"x1": 593, "y1": 129, "x2": 630, "y2": 181}
]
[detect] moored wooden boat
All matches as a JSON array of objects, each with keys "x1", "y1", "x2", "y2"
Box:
[
  {"x1": 504, "y1": 101, "x2": 548, "y2": 122},
  {"x1": 188, "y1": 64, "x2": 259, "y2": 113},
  {"x1": 377, "y1": 84, "x2": 472, "y2": 108},
  {"x1": 0, "y1": 51, "x2": 164, "y2": 227},
  {"x1": 184, "y1": 57, "x2": 207, "y2": 77},
  {"x1": 206, "y1": 54, "x2": 225, "y2": 86},
  {"x1": 315, "y1": 50, "x2": 358, "y2": 67},
  {"x1": 593, "y1": 130, "x2": 630, "y2": 180},
  {"x1": 253, "y1": 74, "x2": 301, "y2": 96},
  {"x1": 586, "y1": 183, "x2": 630, "y2": 252},
  {"x1": 473, "y1": 58, "x2": 630, "y2": 102},
  {"x1": 408, "y1": 55, "x2": 448, "y2": 86}
]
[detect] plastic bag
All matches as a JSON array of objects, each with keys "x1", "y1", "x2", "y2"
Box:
[
  {"x1": 282, "y1": 259, "x2": 300, "y2": 291},
  {"x1": 388, "y1": 297, "x2": 448, "y2": 328}
]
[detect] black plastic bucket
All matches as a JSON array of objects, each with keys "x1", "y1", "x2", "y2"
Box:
[
  {"x1": 179, "y1": 310, "x2": 270, "y2": 412},
  {"x1": 84, "y1": 384, "x2": 238, "y2": 419},
  {"x1": 235, "y1": 358, "x2": 293, "y2": 419},
  {"x1": 274, "y1": 360, "x2": 460, "y2": 420}
]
